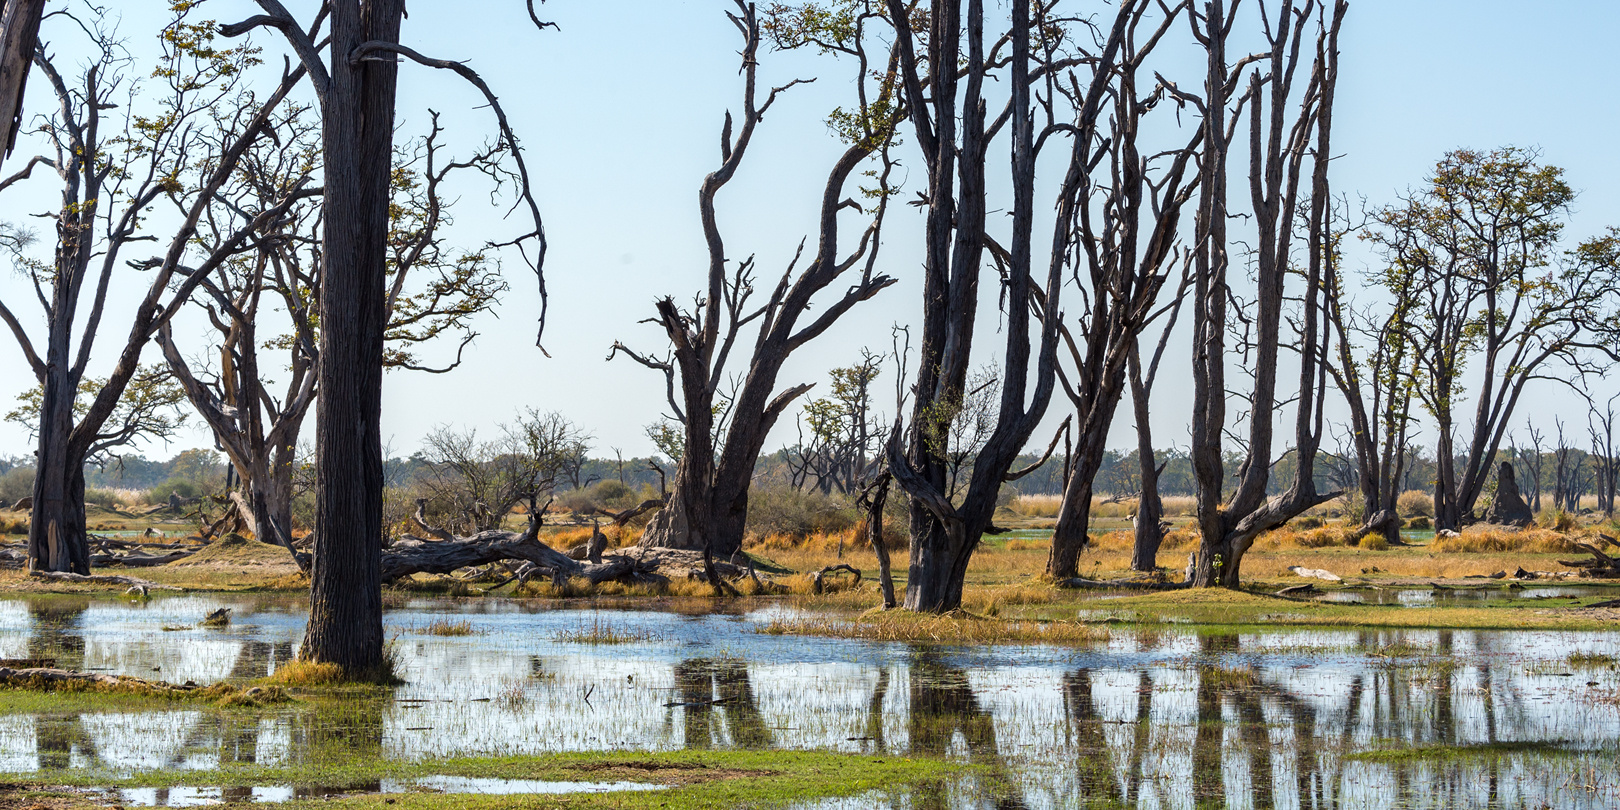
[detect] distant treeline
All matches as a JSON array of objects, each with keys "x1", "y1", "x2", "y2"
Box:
[{"x1": 0, "y1": 439, "x2": 1601, "y2": 514}]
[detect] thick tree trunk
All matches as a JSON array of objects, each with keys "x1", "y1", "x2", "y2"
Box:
[
  {"x1": 904, "y1": 518, "x2": 971, "y2": 612},
  {"x1": 29, "y1": 361, "x2": 89, "y2": 574},
  {"x1": 300, "y1": 0, "x2": 402, "y2": 678}
]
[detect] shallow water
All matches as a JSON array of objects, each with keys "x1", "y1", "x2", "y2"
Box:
[{"x1": 1, "y1": 594, "x2": 1618, "y2": 808}]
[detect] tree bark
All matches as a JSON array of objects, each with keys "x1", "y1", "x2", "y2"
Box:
[
  {"x1": 1128, "y1": 347, "x2": 1165, "y2": 572},
  {"x1": 0, "y1": 0, "x2": 44, "y2": 161},
  {"x1": 300, "y1": 0, "x2": 403, "y2": 678}
]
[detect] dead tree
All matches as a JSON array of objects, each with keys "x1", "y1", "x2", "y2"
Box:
[
  {"x1": 1519, "y1": 420, "x2": 1546, "y2": 514},
  {"x1": 1371, "y1": 149, "x2": 1620, "y2": 531},
  {"x1": 1042, "y1": 1, "x2": 1207, "y2": 579},
  {"x1": 882, "y1": 0, "x2": 1128, "y2": 611},
  {"x1": 1187, "y1": 0, "x2": 1347, "y2": 588},
  {"x1": 226, "y1": 0, "x2": 549, "y2": 677},
  {"x1": 1589, "y1": 393, "x2": 1620, "y2": 518},
  {"x1": 609, "y1": 1, "x2": 898, "y2": 558},
  {"x1": 1324, "y1": 199, "x2": 1418, "y2": 546},
  {"x1": 0, "y1": 10, "x2": 315, "y2": 574},
  {"x1": 415, "y1": 411, "x2": 589, "y2": 535},
  {"x1": 1126, "y1": 278, "x2": 1192, "y2": 572},
  {"x1": 0, "y1": 0, "x2": 43, "y2": 161},
  {"x1": 786, "y1": 353, "x2": 884, "y2": 496},
  {"x1": 162, "y1": 111, "x2": 511, "y2": 556}
]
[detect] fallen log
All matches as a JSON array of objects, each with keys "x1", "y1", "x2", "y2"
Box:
[
  {"x1": 90, "y1": 551, "x2": 194, "y2": 568},
  {"x1": 811, "y1": 564, "x2": 862, "y2": 595},
  {"x1": 28, "y1": 571, "x2": 180, "y2": 590}
]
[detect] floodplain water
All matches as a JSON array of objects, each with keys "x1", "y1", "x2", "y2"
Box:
[{"x1": 1, "y1": 593, "x2": 1617, "y2": 809}]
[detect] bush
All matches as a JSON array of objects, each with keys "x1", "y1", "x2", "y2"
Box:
[
  {"x1": 1406, "y1": 515, "x2": 1432, "y2": 530},
  {"x1": 0, "y1": 467, "x2": 34, "y2": 505},
  {"x1": 147, "y1": 478, "x2": 204, "y2": 504},
  {"x1": 1396, "y1": 490, "x2": 1434, "y2": 518},
  {"x1": 1358, "y1": 534, "x2": 1389, "y2": 551},
  {"x1": 1540, "y1": 508, "x2": 1577, "y2": 532},
  {"x1": 1293, "y1": 516, "x2": 1325, "y2": 530},
  {"x1": 84, "y1": 487, "x2": 123, "y2": 510},
  {"x1": 559, "y1": 479, "x2": 639, "y2": 516},
  {"x1": 745, "y1": 487, "x2": 857, "y2": 539}
]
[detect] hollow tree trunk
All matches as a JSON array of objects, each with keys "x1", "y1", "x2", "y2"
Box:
[{"x1": 300, "y1": 0, "x2": 401, "y2": 678}]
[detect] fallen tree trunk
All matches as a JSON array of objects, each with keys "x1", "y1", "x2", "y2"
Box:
[
  {"x1": 378, "y1": 530, "x2": 762, "y2": 588},
  {"x1": 1558, "y1": 534, "x2": 1620, "y2": 578},
  {"x1": 90, "y1": 552, "x2": 195, "y2": 568},
  {"x1": 28, "y1": 570, "x2": 181, "y2": 590}
]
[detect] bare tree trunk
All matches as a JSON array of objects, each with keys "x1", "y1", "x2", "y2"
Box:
[
  {"x1": 620, "y1": 3, "x2": 895, "y2": 559},
  {"x1": 28, "y1": 348, "x2": 89, "y2": 574},
  {"x1": 1128, "y1": 346, "x2": 1165, "y2": 572},
  {"x1": 300, "y1": 0, "x2": 403, "y2": 677},
  {"x1": 0, "y1": 0, "x2": 44, "y2": 161}
]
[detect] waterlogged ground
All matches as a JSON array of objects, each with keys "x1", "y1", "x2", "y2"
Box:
[{"x1": 0, "y1": 594, "x2": 1618, "y2": 809}]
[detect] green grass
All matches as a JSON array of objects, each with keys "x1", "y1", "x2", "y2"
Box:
[{"x1": 15, "y1": 749, "x2": 965, "y2": 810}]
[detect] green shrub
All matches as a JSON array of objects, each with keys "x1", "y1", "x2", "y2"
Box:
[
  {"x1": 1406, "y1": 515, "x2": 1432, "y2": 530},
  {"x1": 746, "y1": 486, "x2": 858, "y2": 539},
  {"x1": 0, "y1": 467, "x2": 34, "y2": 505},
  {"x1": 1358, "y1": 534, "x2": 1389, "y2": 551},
  {"x1": 147, "y1": 478, "x2": 204, "y2": 504},
  {"x1": 84, "y1": 487, "x2": 123, "y2": 510},
  {"x1": 1294, "y1": 516, "x2": 1325, "y2": 529}
]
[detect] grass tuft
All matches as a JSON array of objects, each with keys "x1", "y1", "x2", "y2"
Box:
[
  {"x1": 422, "y1": 619, "x2": 478, "y2": 636},
  {"x1": 555, "y1": 616, "x2": 661, "y2": 645}
]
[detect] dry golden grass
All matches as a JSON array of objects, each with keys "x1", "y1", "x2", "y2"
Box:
[
  {"x1": 264, "y1": 660, "x2": 347, "y2": 687},
  {"x1": 1397, "y1": 490, "x2": 1434, "y2": 517},
  {"x1": 1252, "y1": 526, "x2": 1359, "y2": 550},
  {"x1": 1432, "y1": 527, "x2": 1580, "y2": 554},
  {"x1": 1006, "y1": 494, "x2": 1198, "y2": 519}
]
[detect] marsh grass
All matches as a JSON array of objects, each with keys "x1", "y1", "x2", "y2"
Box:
[
  {"x1": 0, "y1": 673, "x2": 288, "y2": 709},
  {"x1": 266, "y1": 643, "x2": 403, "y2": 688},
  {"x1": 421, "y1": 618, "x2": 478, "y2": 636},
  {"x1": 13, "y1": 749, "x2": 965, "y2": 810},
  {"x1": 757, "y1": 610, "x2": 1108, "y2": 646},
  {"x1": 1346, "y1": 741, "x2": 1579, "y2": 763},
  {"x1": 555, "y1": 616, "x2": 661, "y2": 644},
  {"x1": 1568, "y1": 651, "x2": 1618, "y2": 670}
]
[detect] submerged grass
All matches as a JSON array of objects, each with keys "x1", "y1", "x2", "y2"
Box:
[{"x1": 1346, "y1": 741, "x2": 1583, "y2": 763}]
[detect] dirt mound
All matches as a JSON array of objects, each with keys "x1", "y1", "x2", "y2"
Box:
[{"x1": 170, "y1": 534, "x2": 295, "y2": 568}]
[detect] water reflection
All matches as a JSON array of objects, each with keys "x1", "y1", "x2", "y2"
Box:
[{"x1": 0, "y1": 595, "x2": 1614, "y2": 809}]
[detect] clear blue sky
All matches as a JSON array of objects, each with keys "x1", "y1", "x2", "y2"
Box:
[{"x1": 2, "y1": 0, "x2": 1619, "y2": 464}]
